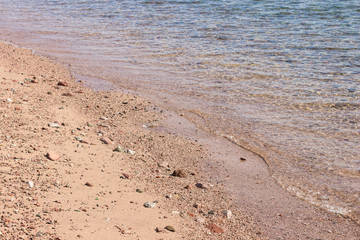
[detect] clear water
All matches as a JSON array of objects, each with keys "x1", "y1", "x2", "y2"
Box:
[{"x1": 0, "y1": 0, "x2": 359, "y2": 221}]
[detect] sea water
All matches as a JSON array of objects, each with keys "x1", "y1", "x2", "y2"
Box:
[{"x1": 0, "y1": 0, "x2": 359, "y2": 221}]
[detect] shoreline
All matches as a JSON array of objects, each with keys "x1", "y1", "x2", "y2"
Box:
[
  {"x1": 0, "y1": 41, "x2": 259, "y2": 239},
  {"x1": 1, "y1": 41, "x2": 359, "y2": 239}
]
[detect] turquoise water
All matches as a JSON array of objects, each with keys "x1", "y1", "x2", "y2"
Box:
[{"x1": 0, "y1": 0, "x2": 359, "y2": 221}]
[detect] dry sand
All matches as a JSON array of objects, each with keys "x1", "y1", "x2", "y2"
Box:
[
  {"x1": 0, "y1": 41, "x2": 359, "y2": 240},
  {"x1": 0, "y1": 41, "x2": 259, "y2": 239}
]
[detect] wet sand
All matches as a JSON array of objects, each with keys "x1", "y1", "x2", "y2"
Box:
[{"x1": 0, "y1": 41, "x2": 359, "y2": 239}]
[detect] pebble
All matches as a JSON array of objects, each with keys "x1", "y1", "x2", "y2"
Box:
[
  {"x1": 222, "y1": 210, "x2": 232, "y2": 219},
  {"x1": 207, "y1": 223, "x2": 224, "y2": 234},
  {"x1": 74, "y1": 136, "x2": 83, "y2": 141},
  {"x1": 57, "y1": 81, "x2": 68, "y2": 86},
  {"x1": 46, "y1": 151, "x2": 61, "y2": 161},
  {"x1": 28, "y1": 181, "x2": 34, "y2": 188},
  {"x1": 165, "y1": 225, "x2": 175, "y2": 232},
  {"x1": 155, "y1": 227, "x2": 164, "y2": 233},
  {"x1": 113, "y1": 146, "x2": 135, "y2": 155},
  {"x1": 100, "y1": 137, "x2": 113, "y2": 145},
  {"x1": 100, "y1": 116, "x2": 108, "y2": 120},
  {"x1": 195, "y1": 183, "x2": 209, "y2": 189},
  {"x1": 85, "y1": 182, "x2": 93, "y2": 187},
  {"x1": 195, "y1": 217, "x2": 205, "y2": 223},
  {"x1": 172, "y1": 169, "x2": 188, "y2": 178},
  {"x1": 125, "y1": 149, "x2": 136, "y2": 155},
  {"x1": 187, "y1": 211, "x2": 195, "y2": 217},
  {"x1": 143, "y1": 201, "x2": 156, "y2": 208},
  {"x1": 158, "y1": 161, "x2": 169, "y2": 168},
  {"x1": 193, "y1": 203, "x2": 203, "y2": 209},
  {"x1": 48, "y1": 123, "x2": 60, "y2": 128},
  {"x1": 122, "y1": 173, "x2": 131, "y2": 179},
  {"x1": 6, "y1": 98, "x2": 13, "y2": 103},
  {"x1": 113, "y1": 146, "x2": 124, "y2": 152}
]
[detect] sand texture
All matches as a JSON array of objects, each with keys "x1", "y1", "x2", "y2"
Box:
[{"x1": 0, "y1": 42, "x2": 260, "y2": 239}]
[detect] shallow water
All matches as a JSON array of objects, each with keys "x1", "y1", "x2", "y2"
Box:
[{"x1": 0, "y1": 0, "x2": 359, "y2": 221}]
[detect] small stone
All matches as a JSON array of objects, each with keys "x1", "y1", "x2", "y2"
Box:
[
  {"x1": 48, "y1": 123, "x2": 60, "y2": 128},
  {"x1": 136, "y1": 189, "x2": 143, "y2": 193},
  {"x1": 100, "y1": 137, "x2": 113, "y2": 145},
  {"x1": 57, "y1": 81, "x2": 68, "y2": 86},
  {"x1": 193, "y1": 203, "x2": 202, "y2": 209},
  {"x1": 28, "y1": 181, "x2": 34, "y2": 188},
  {"x1": 122, "y1": 173, "x2": 131, "y2": 179},
  {"x1": 113, "y1": 146, "x2": 124, "y2": 152},
  {"x1": 187, "y1": 212, "x2": 195, "y2": 217},
  {"x1": 165, "y1": 226, "x2": 175, "y2": 232},
  {"x1": 155, "y1": 227, "x2": 164, "y2": 233},
  {"x1": 195, "y1": 183, "x2": 209, "y2": 189},
  {"x1": 85, "y1": 182, "x2": 93, "y2": 187},
  {"x1": 46, "y1": 151, "x2": 61, "y2": 161},
  {"x1": 172, "y1": 169, "x2": 188, "y2": 178},
  {"x1": 207, "y1": 223, "x2": 224, "y2": 234},
  {"x1": 74, "y1": 136, "x2": 83, "y2": 141},
  {"x1": 6, "y1": 98, "x2": 13, "y2": 103},
  {"x1": 195, "y1": 217, "x2": 205, "y2": 223},
  {"x1": 144, "y1": 201, "x2": 156, "y2": 208},
  {"x1": 125, "y1": 149, "x2": 135, "y2": 155},
  {"x1": 100, "y1": 116, "x2": 108, "y2": 120},
  {"x1": 222, "y1": 210, "x2": 232, "y2": 219},
  {"x1": 240, "y1": 157, "x2": 246, "y2": 161},
  {"x1": 185, "y1": 185, "x2": 192, "y2": 189},
  {"x1": 158, "y1": 161, "x2": 169, "y2": 168}
]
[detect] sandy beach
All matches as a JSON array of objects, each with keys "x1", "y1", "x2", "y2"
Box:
[
  {"x1": 0, "y1": 41, "x2": 260, "y2": 239},
  {"x1": 0, "y1": 41, "x2": 359, "y2": 240}
]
